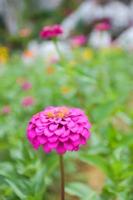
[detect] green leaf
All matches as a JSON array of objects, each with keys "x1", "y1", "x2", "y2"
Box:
[
  {"x1": 66, "y1": 182, "x2": 100, "y2": 200},
  {"x1": 91, "y1": 100, "x2": 118, "y2": 122},
  {"x1": 30, "y1": 167, "x2": 45, "y2": 196},
  {"x1": 79, "y1": 153, "x2": 112, "y2": 178},
  {"x1": 5, "y1": 178, "x2": 27, "y2": 199},
  {"x1": 119, "y1": 135, "x2": 133, "y2": 147}
]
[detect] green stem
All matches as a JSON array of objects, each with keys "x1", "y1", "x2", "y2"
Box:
[
  {"x1": 59, "y1": 155, "x2": 65, "y2": 200},
  {"x1": 53, "y1": 40, "x2": 64, "y2": 60}
]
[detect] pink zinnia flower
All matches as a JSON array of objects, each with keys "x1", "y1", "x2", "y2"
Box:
[
  {"x1": 71, "y1": 35, "x2": 87, "y2": 47},
  {"x1": 1, "y1": 105, "x2": 11, "y2": 114},
  {"x1": 40, "y1": 24, "x2": 63, "y2": 39},
  {"x1": 27, "y1": 106, "x2": 91, "y2": 154},
  {"x1": 21, "y1": 81, "x2": 32, "y2": 91},
  {"x1": 95, "y1": 22, "x2": 111, "y2": 31},
  {"x1": 21, "y1": 96, "x2": 35, "y2": 107},
  {"x1": 49, "y1": 56, "x2": 59, "y2": 64}
]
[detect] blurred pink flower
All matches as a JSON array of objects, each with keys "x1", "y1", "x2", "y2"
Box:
[
  {"x1": 49, "y1": 56, "x2": 59, "y2": 64},
  {"x1": 21, "y1": 81, "x2": 32, "y2": 91},
  {"x1": 40, "y1": 25, "x2": 63, "y2": 39},
  {"x1": 71, "y1": 35, "x2": 87, "y2": 47},
  {"x1": 95, "y1": 22, "x2": 111, "y2": 31},
  {"x1": 1, "y1": 105, "x2": 11, "y2": 114},
  {"x1": 19, "y1": 28, "x2": 31, "y2": 38},
  {"x1": 27, "y1": 106, "x2": 91, "y2": 154},
  {"x1": 21, "y1": 96, "x2": 35, "y2": 107}
]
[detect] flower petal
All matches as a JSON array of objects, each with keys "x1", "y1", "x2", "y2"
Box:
[
  {"x1": 38, "y1": 135, "x2": 47, "y2": 144},
  {"x1": 49, "y1": 123, "x2": 58, "y2": 131},
  {"x1": 43, "y1": 144, "x2": 52, "y2": 153},
  {"x1": 70, "y1": 133, "x2": 80, "y2": 141},
  {"x1": 32, "y1": 138, "x2": 40, "y2": 150},
  {"x1": 64, "y1": 140, "x2": 73, "y2": 150},
  {"x1": 55, "y1": 126, "x2": 65, "y2": 136},
  {"x1": 44, "y1": 128, "x2": 53, "y2": 136},
  {"x1": 49, "y1": 142, "x2": 58, "y2": 148},
  {"x1": 28, "y1": 129, "x2": 36, "y2": 139},
  {"x1": 56, "y1": 143, "x2": 66, "y2": 154},
  {"x1": 81, "y1": 129, "x2": 91, "y2": 139},
  {"x1": 48, "y1": 135, "x2": 58, "y2": 142}
]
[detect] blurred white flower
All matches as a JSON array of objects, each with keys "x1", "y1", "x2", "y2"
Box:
[
  {"x1": 62, "y1": 0, "x2": 130, "y2": 38},
  {"x1": 89, "y1": 30, "x2": 111, "y2": 49},
  {"x1": 116, "y1": 27, "x2": 133, "y2": 51},
  {"x1": 22, "y1": 40, "x2": 71, "y2": 64}
]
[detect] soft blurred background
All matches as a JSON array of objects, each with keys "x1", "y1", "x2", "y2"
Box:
[{"x1": 0, "y1": 0, "x2": 133, "y2": 200}]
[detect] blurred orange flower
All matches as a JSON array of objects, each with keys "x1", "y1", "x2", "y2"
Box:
[
  {"x1": 23, "y1": 50, "x2": 34, "y2": 58},
  {"x1": 46, "y1": 66, "x2": 55, "y2": 75},
  {"x1": 60, "y1": 86, "x2": 71, "y2": 95}
]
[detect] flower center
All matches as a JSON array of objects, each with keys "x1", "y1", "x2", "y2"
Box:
[
  {"x1": 46, "y1": 107, "x2": 69, "y2": 119},
  {"x1": 46, "y1": 111, "x2": 55, "y2": 118}
]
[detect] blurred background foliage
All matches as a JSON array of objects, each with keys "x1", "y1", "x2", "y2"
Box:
[
  {"x1": 0, "y1": 0, "x2": 82, "y2": 49},
  {"x1": 0, "y1": 47, "x2": 133, "y2": 199}
]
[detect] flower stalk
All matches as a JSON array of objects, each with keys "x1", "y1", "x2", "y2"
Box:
[
  {"x1": 59, "y1": 155, "x2": 65, "y2": 200},
  {"x1": 53, "y1": 39, "x2": 64, "y2": 60}
]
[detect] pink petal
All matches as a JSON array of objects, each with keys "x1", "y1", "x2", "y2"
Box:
[
  {"x1": 54, "y1": 118, "x2": 62, "y2": 123},
  {"x1": 49, "y1": 123, "x2": 58, "y2": 131},
  {"x1": 38, "y1": 135, "x2": 47, "y2": 144},
  {"x1": 81, "y1": 129, "x2": 91, "y2": 139},
  {"x1": 35, "y1": 127, "x2": 44, "y2": 133},
  {"x1": 80, "y1": 136, "x2": 86, "y2": 145},
  {"x1": 40, "y1": 115, "x2": 48, "y2": 123},
  {"x1": 43, "y1": 144, "x2": 52, "y2": 153},
  {"x1": 55, "y1": 126, "x2": 65, "y2": 136},
  {"x1": 65, "y1": 117, "x2": 71, "y2": 122},
  {"x1": 44, "y1": 128, "x2": 53, "y2": 136},
  {"x1": 56, "y1": 143, "x2": 66, "y2": 154},
  {"x1": 48, "y1": 135, "x2": 58, "y2": 142},
  {"x1": 28, "y1": 130, "x2": 36, "y2": 139},
  {"x1": 61, "y1": 129, "x2": 70, "y2": 137},
  {"x1": 49, "y1": 142, "x2": 58, "y2": 148},
  {"x1": 73, "y1": 146, "x2": 79, "y2": 151},
  {"x1": 70, "y1": 108, "x2": 82, "y2": 116},
  {"x1": 32, "y1": 116, "x2": 39, "y2": 124},
  {"x1": 77, "y1": 126, "x2": 83, "y2": 134},
  {"x1": 85, "y1": 122, "x2": 91, "y2": 129},
  {"x1": 60, "y1": 121, "x2": 68, "y2": 125},
  {"x1": 71, "y1": 125, "x2": 79, "y2": 132},
  {"x1": 73, "y1": 139, "x2": 80, "y2": 146},
  {"x1": 27, "y1": 123, "x2": 34, "y2": 130},
  {"x1": 59, "y1": 137, "x2": 68, "y2": 142},
  {"x1": 70, "y1": 133, "x2": 80, "y2": 141},
  {"x1": 67, "y1": 121, "x2": 75, "y2": 128},
  {"x1": 64, "y1": 140, "x2": 73, "y2": 150},
  {"x1": 78, "y1": 116, "x2": 87, "y2": 123},
  {"x1": 35, "y1": 119, "x2": 43, "y2": 126},
  {"x1": 49, "y1": 118, "x2": 56, "y2": 122},
  {"x1": 32, "y1": 139, "x2": 40, "y2": 150},
  {"x1": 72, "y1": 116, "x2": 79, "y2": 122}
]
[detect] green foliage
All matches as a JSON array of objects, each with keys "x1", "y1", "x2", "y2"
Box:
[{"x1": 66, "y1": 182, "x2": 100, "y2": 200}]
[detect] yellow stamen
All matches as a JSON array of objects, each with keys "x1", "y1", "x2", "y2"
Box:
[
  {"x1": 46, "y1": 107, "x2": 69, "y2": 119},
  {"x1": 46, "y1": 111, "x2": 55, "y2": 118}
]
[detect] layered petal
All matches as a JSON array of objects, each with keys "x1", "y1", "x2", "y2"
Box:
[{"x1": 27, "y1": 106, "x2": 91, "y2": 154}]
